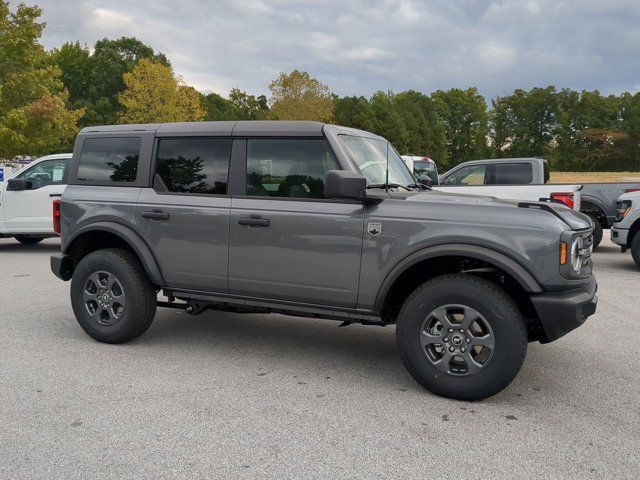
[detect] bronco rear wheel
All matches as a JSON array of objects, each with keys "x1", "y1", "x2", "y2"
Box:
[
  {"x1": 71, "y1": 248, "x2": 157, "y2": 344},
  {"x1": 396, "y1": 274, "x2": 527, "y2": 401}
]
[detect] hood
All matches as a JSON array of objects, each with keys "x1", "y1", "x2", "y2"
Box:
[{"x1": 398, "y1": 190, "x2": 592, "y2": 231}]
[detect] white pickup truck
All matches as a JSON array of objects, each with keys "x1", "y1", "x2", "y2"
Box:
[
  {"x1": 0, "y1": 153, "x2": 71, "y2": 244},
  {"x1": 432, "y1": 158, "x2": 582, "y2": 212}
]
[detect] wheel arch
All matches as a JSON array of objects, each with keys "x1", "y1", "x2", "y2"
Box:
[
  {"x1": 64, "y1": 222, "x2": 165, "y2": 286},
  {"x1": 580, "y1": 197, "x2": 608, "y2": 226},
  {"x1": 374, "y1": 244, "x2": 543, "y2": 335}
]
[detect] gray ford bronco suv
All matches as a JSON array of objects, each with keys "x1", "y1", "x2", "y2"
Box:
[{"x1": 51, "y1": 121, "x2": 598, "y2": 400}]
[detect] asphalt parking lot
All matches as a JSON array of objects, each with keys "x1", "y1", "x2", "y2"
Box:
[{"x1": 1, "y1": 235, "x2": 638, "y2": 479}]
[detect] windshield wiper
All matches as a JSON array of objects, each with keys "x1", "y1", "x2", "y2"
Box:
[
  {"x1": 407, "y1": 182, "x2": 431, "y2": 191},
  {"x1": 367, "y1": 183, "x2": 413, "y2": 191}
]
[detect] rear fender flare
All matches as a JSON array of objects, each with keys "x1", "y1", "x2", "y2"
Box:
[{"x1": 64, "y1": 221, "x2": 165, "y2": 286}]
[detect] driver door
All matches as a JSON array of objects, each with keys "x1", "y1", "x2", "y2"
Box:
[{"x1": 4, "y1": 158, "x2": 68, "y2": 233}]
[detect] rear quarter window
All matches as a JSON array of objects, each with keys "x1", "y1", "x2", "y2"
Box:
[
  {"x1": 77, "y1": 137, "x2": 141, "y2": 183},
  {"x1": 493, "y1": 163, "x2": 533, "y2": 185}
]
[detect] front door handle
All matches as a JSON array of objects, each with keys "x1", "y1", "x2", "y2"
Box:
[
  {"x1": 141, "y1": 211, "x2": 170, "y2": 221},
  {"x1": 238, "y1": 216, "x2": 270, "y2": 227}
]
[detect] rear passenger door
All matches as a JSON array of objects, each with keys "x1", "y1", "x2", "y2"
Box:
[
  {"x1": 136, "y1": 137, "x2": 232, "y2": 292},
  {"x1": 228, "y1": 138, "x2": 364, "y2": 308}
]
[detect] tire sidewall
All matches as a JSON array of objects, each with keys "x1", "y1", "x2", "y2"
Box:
[
  {"x1": 631, "y1": 234, "x2": 640, "y2": 268},
  {"x1": 397, "y1": 276, "x2": 526, "y2": 400},
  {"x1": 71, "y1": 251, "x2": 150, "y2": 342},
  {"x1": 589, "y1": 216, "x2": 603, "y2": 250}
]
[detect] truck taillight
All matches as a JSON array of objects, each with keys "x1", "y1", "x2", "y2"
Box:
[
  {"x1": 550, "y1": 192, "x2": 574, "y2": 209},
  {"x1": 625, "y1": 188, "x2": 640, "y2": 193},
  {"x1": 53, "y1": 199, "x2": 61, "y2": 235}
]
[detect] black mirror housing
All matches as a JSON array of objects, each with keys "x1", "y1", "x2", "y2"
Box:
[
  {"x1": 6, "y1": 178, "x2": 31, "y2": 191},
  {"x1": 325, "y1": 170, "x2": 366, "y2": 201}
]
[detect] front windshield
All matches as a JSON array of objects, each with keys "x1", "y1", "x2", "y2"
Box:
[{"x1": 338, "y1": 135, "x2": 416, "y2": 187}]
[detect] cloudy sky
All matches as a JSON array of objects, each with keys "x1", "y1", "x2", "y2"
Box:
[{"x1": 31, "y1": 0, "x2": 640, "y2": 99}]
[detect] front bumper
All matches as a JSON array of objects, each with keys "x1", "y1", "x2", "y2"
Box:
[
  {"x1": 610, "y1": 227, "x2": 628, "y2": 247},
  {"x1": 530, "y1": 276, "x2": 598, "y2": 343},
  {"x1": 51, "y1": 254, "x2": 73, "y2": 281}
]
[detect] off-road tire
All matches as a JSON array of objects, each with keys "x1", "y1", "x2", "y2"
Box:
[
  {"x1": 71, "y1": 248, "x2": 157, "y2": 344},
  {"x1": 396, "y1": 273, "x2": 527, "y2": 401},
  {"x1": 588, "y1": 215, "x2": 603, "y2": 250},
  {"x1": 15, "y1": 235, "x2": 44, "y2": 245},
  {"x1": 631, "y1": 233, "x2": 640, "y2": 269}
]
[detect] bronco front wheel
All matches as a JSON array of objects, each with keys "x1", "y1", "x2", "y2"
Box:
[{"x1": 396, "y1": 274, "x2": 527, "y2": 401}]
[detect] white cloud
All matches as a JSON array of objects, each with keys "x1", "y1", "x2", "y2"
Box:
[
  {"x1": 480, "y1": 45, "x2": 516, "y2": 70},
  {"x1": 33, "y1": 0, "x2": 640, "y2": 99},
  {"x1": 234, "y1": 0, "x2": 271, "y2": 15},
  {"x1": 344, "y1": 47, "x2": 390, "y2": 62}
]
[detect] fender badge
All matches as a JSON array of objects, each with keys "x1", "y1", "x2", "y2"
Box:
[{"x1": 367, "y1": 223, "x2": 382, "y2": 236}]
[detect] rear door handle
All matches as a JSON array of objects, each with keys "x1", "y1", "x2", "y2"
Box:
[
  {"x1": 49, "y1": 193, "x2": 62, "y2": 197},
  {"x1": 238, "y1": 216, "x2": 270, "y2": 227},
  {"x1": 141, "y1": 211, "x2": 170, "y2": 221}
]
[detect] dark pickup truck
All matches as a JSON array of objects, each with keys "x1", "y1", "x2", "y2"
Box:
[{"x1": 438, "y1": 157, "x2": 640, "y2": 248}]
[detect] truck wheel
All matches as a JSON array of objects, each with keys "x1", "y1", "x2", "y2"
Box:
[
  {"x1": 15, "y1": 235, "x2": 44, "y2": 245},
  {"x1": 631, "y1": 234, "x2": 640, "y2": 269},
  {"x1": 587, "y1": 215, "x2": 603, "y2": 250},
  {"x1": 396, "y1": 274, "x2": 527, "y2": 401},
  {"x1": 70, "y1": 248, "x2": 157, "y2": 344}
]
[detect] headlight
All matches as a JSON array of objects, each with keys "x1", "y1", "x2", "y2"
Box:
[
  {"x1": 570, "y1": 236, "x2": 584, "y2": 273},
  {"x1": 560, "y1": 231, "x2": 593, "y2": 279},
  {"x1": 615, "y1": 200, "x2": 632, "y2": 222}
]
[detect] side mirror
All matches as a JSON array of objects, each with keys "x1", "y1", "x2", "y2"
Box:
[
  {"x1": 419, "y1": 174, "x2": 432, "y2": 188},
  {"x1": 7, "y1": 178, "x2": 31, "y2": 191},
  {"x1": 325, "y1": 170, "x2": 366, "y2": 201}
]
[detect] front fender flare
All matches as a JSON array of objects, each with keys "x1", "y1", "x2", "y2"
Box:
[
  {"x1": 64, "y1": 221, "x2": 165, "y2": 286},
  {"x1": 374, "y1": 243, "x2": 542, "y2": 311}
]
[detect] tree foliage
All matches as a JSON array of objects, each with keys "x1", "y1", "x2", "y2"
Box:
[
  {"x1": 0, "y1": 1, "x2": 81, "y2": 157},
  {"x1": 201, "y1": 88, "x2": 268, "y2": 120},
  {"x1": 117, "y1": 59, "x2": 205, "y2": 124},
  {"x1": 268, "y1": 70, "x2": 334, "y2": 122},
  {"x1": 49, "y1": 37, "x2": 169, "y2": 127}
]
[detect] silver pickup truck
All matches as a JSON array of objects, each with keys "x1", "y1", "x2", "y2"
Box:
[
  {"x1": 51, "y1": 121, "x2": 597, "y2": 401},
  {"x1": 438, "y1": 157, "x2": 640, "y2": 248}
]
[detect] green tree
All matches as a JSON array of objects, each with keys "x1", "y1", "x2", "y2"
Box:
[
  {"x1": 431, "y1": 88, "x2": 488, "y2": 168},
  {"x1": 50, "y1": 37, "x2": 169, "y2": 126},
  {"x1": 268, "y1": 70, "x2": 334, "y2": 122},
  {"x1": 368, "y1": 91, "x2": 409, "y2": 152},
  {"x1": 333, "y1": 95, "x2": 376, "y2": 132},
  {"x1": 117, "y1": 59, "x2": 205, "y2": 123},
  {"x1": 0, "y1": 1, "x2": 81, "y2": 157},
  {"x1": 490, "y1": 86, "x2": 558, "y2": 158},
  {"x1": 202, "y1": 88, "x2": 269, "y2": 121},
  {"x1": 393, "y1": 90, "x2": 448, "y2": 162}
]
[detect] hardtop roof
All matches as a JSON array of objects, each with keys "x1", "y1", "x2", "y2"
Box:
[{"x1": 78, "y1": 121, "x2": 383, "y2": 140}]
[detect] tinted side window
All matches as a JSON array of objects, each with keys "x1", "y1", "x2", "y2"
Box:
[
  {"x1": 494, "y1": 163, "x2": 532, "y2": 184},
  {"x1": 154, "y1": 138, "x2": 231, "y2": 195},
  {"x1": 246, "y1": 139, "x2": 339, "y2": 198},
  {"x1": 17, "y1": 159, "x2": 68, "y2": 189},
  {"x1": 78, "y1": 137, "x2": 141, "y2": 183},
  {"x1": 443, "y1": 165, "x2": 486, "y2": 185}
]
